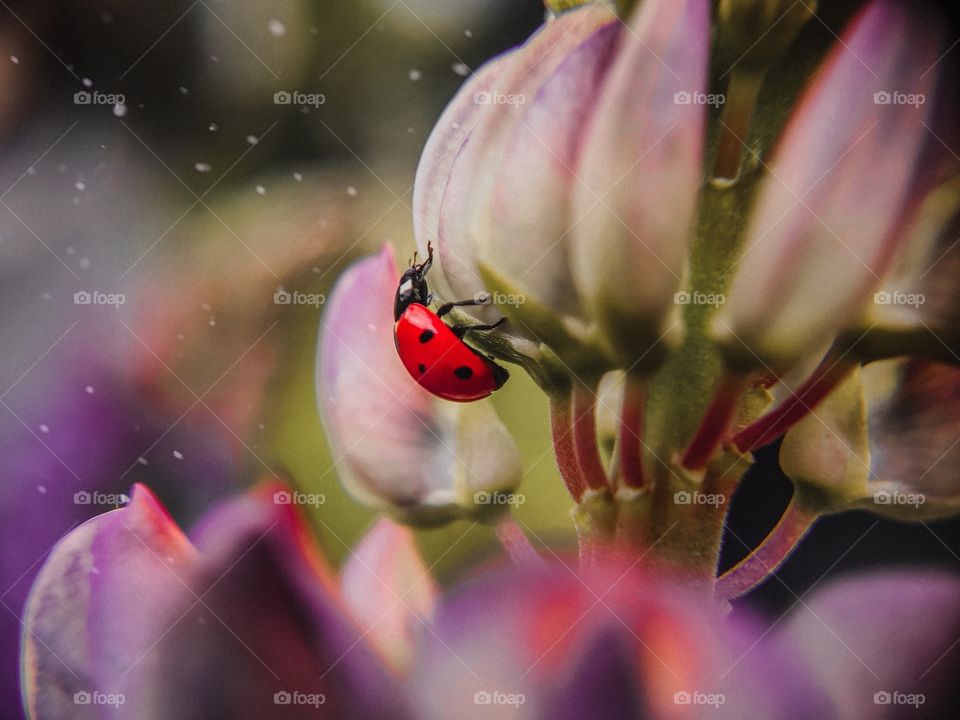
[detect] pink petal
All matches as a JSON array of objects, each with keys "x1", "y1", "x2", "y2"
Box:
[
  {"x1": 570, "y1": 0, "x2": 709, "y2": 335},
  {"x1": 435, "y1": 4, "x2": 618, "y2": 320},
  {"x1": 316, "y1": 246, "x2": 521, "y2": 524},
  {"x1": 412, "y1": 59, "x2": 507, "y2": 304},
  {"x1": 716, "y1": 0, "x2": 944, "y2": 367},
  {"x1": 341, "y1": 518, "x2": 437, "y2": 672},
  {"x1": 479, "y1": 15, "x2": 621, "y2": 317}
]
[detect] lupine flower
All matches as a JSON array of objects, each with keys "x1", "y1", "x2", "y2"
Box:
[
  {"x1": 18, "y1": 0, "x2": 960, "y2": 717},
  {"x1": 408, "y1": 0, "x2": 960, "y2": 588},
  {"x1": 20, "y1": 484, "x2": 960, "y2": 719}
]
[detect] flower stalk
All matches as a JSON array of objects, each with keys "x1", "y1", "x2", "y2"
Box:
[{"x1": 716, "y1": 492, "x2": 819, "y2": 599}]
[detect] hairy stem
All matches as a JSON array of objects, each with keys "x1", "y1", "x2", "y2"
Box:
[
  {"x1": 716, "y1": 494, "x2": 818, "y2": 600},
  {"x1": 494, "y1": 514, "x2": 542, "y2": 566}
]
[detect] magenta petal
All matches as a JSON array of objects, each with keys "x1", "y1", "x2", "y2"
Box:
[
  {"x1": 125, "y1": 485, "x2": 406, "y2": 719},
  {"x1": 778, "y1": 570, "x2": 960, "y2": 716},
  {"x1": 716, "y1": 0, "x2": 945, "y2": 367},
  {"x1": 21, "y1": 485, "x2": 196, "y2": 719}
]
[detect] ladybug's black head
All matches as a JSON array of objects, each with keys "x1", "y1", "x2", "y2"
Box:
[{"x1": 394, "y1": 242, "x2": 433, "y2": 320}]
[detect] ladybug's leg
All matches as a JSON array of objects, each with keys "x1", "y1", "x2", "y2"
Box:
[
  {"x1": 449, "y1": 316, "x2": 507, "y2": 339},
  {"x1": 436, "y1": 297, "x2": 488, "y2": 318}
]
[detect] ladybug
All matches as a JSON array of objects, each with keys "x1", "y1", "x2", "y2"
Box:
[{"x1": 393, "y1": 242, "x2": 509, "y2": 402}]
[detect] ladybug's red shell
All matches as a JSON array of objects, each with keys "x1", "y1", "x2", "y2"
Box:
[{"x1": 394, "y1": 304, "x2": 506, "y2": 402}]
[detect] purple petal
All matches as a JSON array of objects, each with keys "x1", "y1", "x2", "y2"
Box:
[
  {"x1": 21, "y1": 485, "x2": 196, "y2": 720},
  {"x1": 778, "y1": 570, "x2": 960, "y2": 716},
  {"x1": 570, "y1": 0, "x2": 708, "y2": 333},
  {"x1": 316, "y1": 246, "x2": 521, "y2": 524},
  {"x1": 715, "y1": 0, "x2": 944, "y2": 367},
  {"x1": 124, "y1": 484, "x2": 406, "y2": 720},
  {"x1": 409, "y1": 559, "x2": 830, "y2": 719}
]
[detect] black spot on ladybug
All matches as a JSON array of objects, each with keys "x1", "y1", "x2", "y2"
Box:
[
  {"x1": 454, "y1": 366, "x2": 473, "y2": 380},
  {"x1": 418, "y1": 363, "x2": 426, "y2": 374},
  {"x1": 419, "y1": 329, "x2": 435, "y2": 343}
]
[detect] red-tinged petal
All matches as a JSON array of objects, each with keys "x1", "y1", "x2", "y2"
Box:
[
  {"x1": 21, "y1": 485, "x2": 196, "y2": 720},
  {"x1": 781, "y1": 359, "x2": 960, "y2": 519},
  {"x1": 435, "y1": 4, "x2": 618, "y2": 321},
  {"x1": 864, "y1": 359, "x2": 960, "y2": 512},
  {"x1": 316, "y1": 246, "x2": 521, "y2": 525},
  {"x1": 570, "y1": 0, "x2": 708, "y2": 346},
  {"x1": 778, "y1": 571, "x2": 960, "y2": 717},
  {"x1": 715, "y1": 0, "x2": 944, "y2": 368},
  {"x1": 124, "y1": 484, "x2": 406, "y2": 719},
  {"x1": 341, "y1": 518, "x2": 437, "y2": 672}
]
